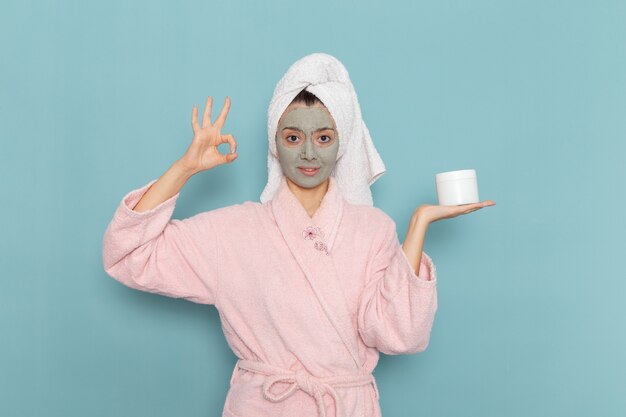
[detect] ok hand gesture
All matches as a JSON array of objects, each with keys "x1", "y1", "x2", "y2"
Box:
[{"x1": 178, "y1": 96, "x2": 238, "y2": 174}]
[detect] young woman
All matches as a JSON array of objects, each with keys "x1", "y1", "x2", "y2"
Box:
[{"x1": 103, "y1": 53, "x2": 495, "y2": 417}]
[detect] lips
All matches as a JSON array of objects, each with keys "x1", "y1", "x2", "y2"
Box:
[{"x1": 298, "y1": 167, "x2": 320, "y2": 176}]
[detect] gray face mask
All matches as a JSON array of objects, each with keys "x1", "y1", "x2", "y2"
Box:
[{"x1": 275, "y1": 106, "x2": 339, "y2": 188}]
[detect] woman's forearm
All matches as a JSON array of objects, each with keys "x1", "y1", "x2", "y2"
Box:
[
  {"x1": 401, "y1": 214, "x2": 430, "y2": 275},
  {"x1": 132, "y1": 161, "x2": 196, "y2": 213}
]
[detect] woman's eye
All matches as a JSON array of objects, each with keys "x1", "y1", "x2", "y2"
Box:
[
  {"x1": 286, "y1": 135, "x2": 299, "y2": 143},
  {"x1": 319, "y1": 135, "x2": 332, "y2": 143}
]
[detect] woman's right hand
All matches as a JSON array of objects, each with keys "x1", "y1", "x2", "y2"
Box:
[{"x1": 177, "y1": 96, "x2": 238, "y2": 175}]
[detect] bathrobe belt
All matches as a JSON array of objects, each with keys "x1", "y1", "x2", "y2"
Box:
[{"x1": 235, "y1": 359, "x2": 379, "y2": 417}]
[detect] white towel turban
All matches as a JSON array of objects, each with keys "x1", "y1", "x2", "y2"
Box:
[{"x1": 260, "y1": 52, "x2": 386, "y2": 206}]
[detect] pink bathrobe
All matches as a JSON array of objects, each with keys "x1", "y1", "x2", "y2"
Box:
[{"x1": 102, "y1": 174, "x2": 438, "y2": 417}]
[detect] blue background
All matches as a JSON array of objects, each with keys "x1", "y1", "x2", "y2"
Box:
[{"x1": 1, "y1": 0, "x2": 624, "y2": 416}]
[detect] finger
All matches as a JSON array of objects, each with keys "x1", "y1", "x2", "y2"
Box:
[
  {"x1": 191, "y1": 105, "x2": 200, "y2": 134},
  {"x1": 202, "y1": 96, "x2": 213, "y2": 128},
  {"x1": 213, "y1": 96, "x2": 231, "y2": 129},
  {"x1": 454, "y1": 204, "x2": 481, "y2": 215},
  {"x1": 223, "y1": 150, "x2": 238, "y2": 164},
  {"x1": 458, "y1": 202, "x2": 481, "y2": 207},
  {"x1": 220, "y1": 133, "x2": 237, "y2": 154}
]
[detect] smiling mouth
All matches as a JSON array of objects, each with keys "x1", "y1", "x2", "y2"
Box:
[{"x1": 298, "y1": 167, "x2": 320, "y2": 176}]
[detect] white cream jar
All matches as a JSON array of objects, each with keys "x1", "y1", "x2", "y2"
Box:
[{"x1": 436, "y1": 169, "x2": 480, "y2": 205}]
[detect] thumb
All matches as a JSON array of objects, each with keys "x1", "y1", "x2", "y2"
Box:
[{"x1": 224, "y1": 152, "x2": 238, "y2": 163}]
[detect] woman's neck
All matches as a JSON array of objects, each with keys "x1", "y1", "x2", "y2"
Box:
[{"x1": 285, "y1": 177, "x2": 329, "y2": 218}]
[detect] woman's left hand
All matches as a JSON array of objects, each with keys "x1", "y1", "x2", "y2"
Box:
[{"x1": 414, "y1": 200, "x2": 496, "y2": 225}]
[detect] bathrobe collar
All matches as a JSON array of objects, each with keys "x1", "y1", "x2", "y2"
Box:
[
  {"x1": 271, "y1": 175, "x2": 362, "y2": 369},
  {"x1": 272, "y1": 175, "x2": 344, "y2": 253}
]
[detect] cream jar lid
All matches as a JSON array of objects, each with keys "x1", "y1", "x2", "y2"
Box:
[{"x1": 436, "y1": 169, "x2": 476, "y2": 183}]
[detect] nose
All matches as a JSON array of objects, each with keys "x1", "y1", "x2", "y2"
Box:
[{"x1": 301, "y1": 137, "x2": 317, "y2": 161}]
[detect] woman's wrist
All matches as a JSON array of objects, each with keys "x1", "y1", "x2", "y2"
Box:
[
  {"x1": 172, "y1": 159, "x2": 199, "y2": 180},
  {"x1": 410, "y1": 209, "x2": 431, "y2": 231}
]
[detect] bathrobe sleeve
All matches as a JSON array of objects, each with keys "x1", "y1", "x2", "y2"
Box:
[
  {"x1": 357, "y1": 216, "x2": 438, "y2": 355},
  {"x1": 102, "y1": 179, "x2": 219, "y2": 305}
]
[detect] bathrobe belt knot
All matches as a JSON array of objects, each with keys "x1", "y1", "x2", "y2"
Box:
[{"x1": 237, "y1": 359, "x2": 379, "y2": 417}]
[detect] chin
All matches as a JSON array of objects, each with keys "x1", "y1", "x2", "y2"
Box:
[{"x1": 287, "y1": 175, "x2": 329, "y2": 189}]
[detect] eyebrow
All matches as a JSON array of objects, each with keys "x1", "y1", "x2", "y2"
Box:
[{"x1": 282, "y1": 126, "x2": 335, "y2": 133}]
